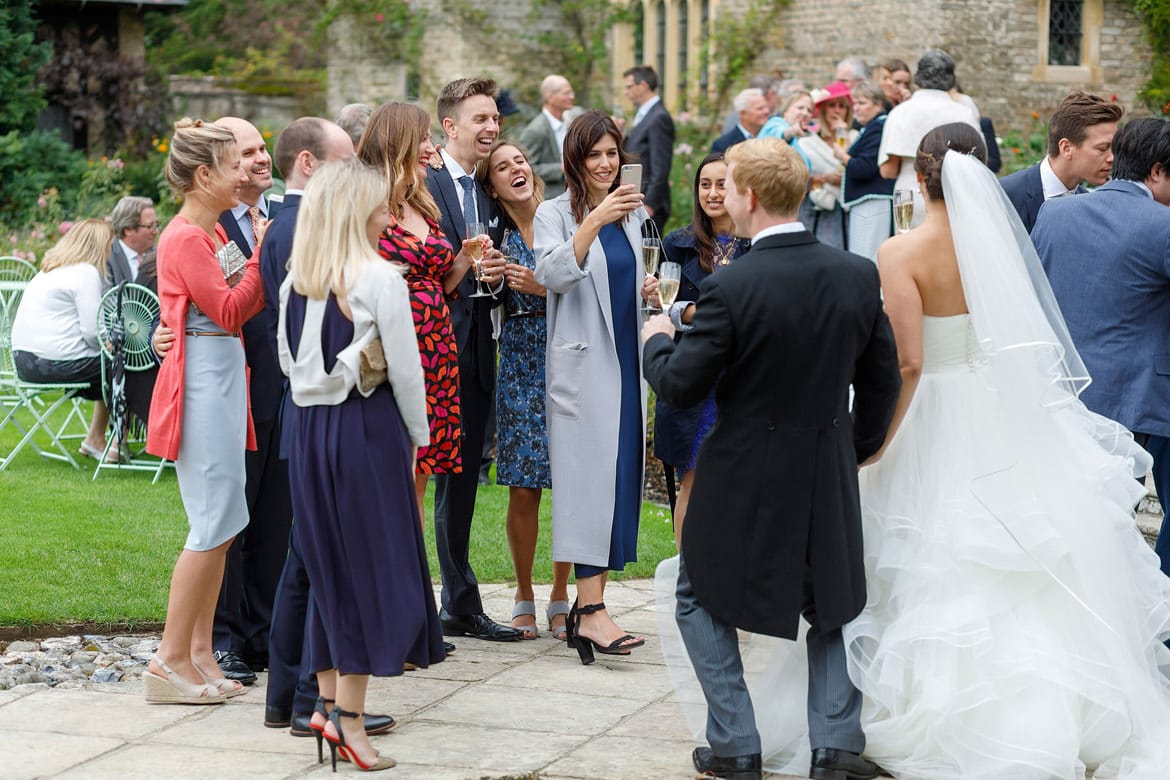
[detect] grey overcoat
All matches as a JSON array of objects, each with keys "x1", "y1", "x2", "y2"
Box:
[{"x1": 533, "y1": 193, "x2": 648, "y2": 567}]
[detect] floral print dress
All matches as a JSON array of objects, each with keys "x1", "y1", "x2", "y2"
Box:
[{"x1": 376, "y1": 214, "x2": 461, "y2": 473}]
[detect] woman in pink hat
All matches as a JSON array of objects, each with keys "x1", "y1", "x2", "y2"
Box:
[{"x1": 792, "y1": 82, "x2": 855, "y2": 250}]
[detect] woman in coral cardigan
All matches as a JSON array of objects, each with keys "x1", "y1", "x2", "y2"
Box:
[{"x1": 143, "y1": 118, "x2": 264, "y2": 705}]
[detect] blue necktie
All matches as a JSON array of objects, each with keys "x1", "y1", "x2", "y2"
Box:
[{"x1": 458, "y1": 175, "x2": 477, "y2": 228}]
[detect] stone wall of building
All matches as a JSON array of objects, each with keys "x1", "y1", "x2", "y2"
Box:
[
  {"x1": 323, "y1": 2, "x2": 623, "y2": 124},
  {"x1": 169, "y1": 77, "x2": 299, "y2": 131},
  {"x1": 728, "y1": 0, "x2": 1152, "y2": 131}
]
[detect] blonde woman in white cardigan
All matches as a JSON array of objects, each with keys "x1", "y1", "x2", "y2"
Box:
[{"x1": 277, "y1": 159, "x2": 443, "y2": 772}]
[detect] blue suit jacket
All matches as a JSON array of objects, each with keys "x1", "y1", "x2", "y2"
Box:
[
  {"x1": 425, "y1": 161, "x2": 501, "y2": 393},
  {"x1": 219, "y1": 197, "x2": 283, "y2": 424},
  {"x1": 1000, "y1": 162, "x2": 1087, "y2": 233},
  {"x1": 1033, "y1": 179, "x2": 1170, "y2": 437},
  {"x1": 999, "y1": 163, "x2": 1044, "y2": 233},
  {"x1": 710, "y1": 126, "x2": 748, "y2": 154}
]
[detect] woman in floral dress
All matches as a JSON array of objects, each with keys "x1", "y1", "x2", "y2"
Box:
[{"x1": 358, "y1": 103, "x2": 477, "y2": 522}]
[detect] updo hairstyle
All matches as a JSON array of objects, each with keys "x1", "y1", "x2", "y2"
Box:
[
  {"x1": 914, "y1": 122, "x2": 987, "y2": 200},
  {"x1": 164, "y1": 118, "x2": 239, "y2": 198}
]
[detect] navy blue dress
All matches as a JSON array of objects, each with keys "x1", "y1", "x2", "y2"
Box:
[
  {"x1": 576, "y1": 223, "x2": 642, "y2": 578},
  {"x1": 284, "y1": 291, "x2": 445, "y2": 676},
  {"x1": 495, "y1": 230, "x2": 551, "y2": 489},
  {"x1": 653, "y1": 229, "x2": 750, "y2": 472}
]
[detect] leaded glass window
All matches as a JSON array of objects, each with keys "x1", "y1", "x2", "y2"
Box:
[
  {"x1": 678, "y1": 0, "x2": 688, "y2": 92},
  {"x1": 1049, "y1": 0, "x2": 1083, "y2": 66}
]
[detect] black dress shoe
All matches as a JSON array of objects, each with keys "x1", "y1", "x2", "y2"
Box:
[
  {"x1": 442, "y1": 640, "x2": 456, "y2": 656},
  {"x1": 809, "y1": 747, "x2": 882, "y2": 780},
  {"x1": 213, "y1": 650, "x2": 257, "y2": 685},
  {"x1": 439, "y1": 609, "x2": 523, "y2": 641},
  {"x1": 290, "y1": 710, "x2": 396, "y2": 737},
  {"x1": 264, "y1": 705, "x2": 291, "y2": 729},
  {"x1": 691, "y1": 746, "x2": 762, "y2": 779}
]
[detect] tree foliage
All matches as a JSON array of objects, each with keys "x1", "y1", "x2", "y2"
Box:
[
  {"x1": 145, "y1": 0, "x2": 326, "y2": 78},
  {"x1": 0, "y1": 2, "x2": 51, "y2": 134},
  {"x1": 698, "y1": 0, "x2": 791, "y2": 132},
  {"x1": 525, "y1": 0, "x2": 637, "y2": 109},
  {"x1": 1130, "y1": 0, "x2": 1170, "y2": 113}
]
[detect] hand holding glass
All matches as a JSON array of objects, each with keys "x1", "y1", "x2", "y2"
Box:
[{"x1": 465, "y1": 222, "x2": 491, "y2": 297}]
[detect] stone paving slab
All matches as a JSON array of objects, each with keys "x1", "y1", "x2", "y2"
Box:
[{"x1": 3, "y1": 579, "x2": 744, "y2": 780}]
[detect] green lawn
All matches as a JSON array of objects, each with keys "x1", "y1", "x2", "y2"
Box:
[{"x1": 0, "y1": 399, "x2": 675, "y2": 627}]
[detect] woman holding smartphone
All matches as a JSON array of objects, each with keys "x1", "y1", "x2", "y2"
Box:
[{"x1": 534, "y1": 111, "x2": 658, "y2": 665}]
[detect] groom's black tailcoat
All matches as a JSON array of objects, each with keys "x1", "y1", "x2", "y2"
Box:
[{"x1": 644, "y1": 229, "x2": 900, "y2": 639}]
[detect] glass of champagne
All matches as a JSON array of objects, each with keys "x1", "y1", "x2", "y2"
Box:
[
  {"x1": 657, "y1": 261, "x2": 682, "y2": 311},
  {"x1": 893, "y1": 189, "x2": 914, "y2": 234},
  {"x1": 465, "y1": 221, "x2": 491, "y2": 297},
  {"x1": 641, "y1": 237, "x2": 661, "y2": 313}
]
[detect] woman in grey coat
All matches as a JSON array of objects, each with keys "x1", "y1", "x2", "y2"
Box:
[{"x1": 534, "y1": 111, "x2": 658, "y2": 665}]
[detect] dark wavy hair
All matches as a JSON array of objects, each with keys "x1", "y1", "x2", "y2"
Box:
[
  {"x1": 562, "y1": 110, "x2": 631, "y2": 224},
  {"x1": 685, "y1": 152, "x2": 729, "y2": 273},
  {"x1": 915, "y1": 122, "x2": 987, "y2": 200}
]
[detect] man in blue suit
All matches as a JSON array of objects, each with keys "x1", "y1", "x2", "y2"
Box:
[
  {"x1": 426, "y1": 77, "x2": 522, "y2": 643},
  {"x1": 711, "y1": 88, "x2": 770, "y2": 154},
  {"x1": 1000, "y1": 91, "x2": 1122, "y2": 232},
  {"x1": 1034, "y1": 117, "x2": 1170, "y2": 576}
]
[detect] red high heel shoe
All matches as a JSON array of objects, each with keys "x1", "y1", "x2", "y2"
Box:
[{"x1": 323, "y1": 707, "x2": 396, "y2": 772}]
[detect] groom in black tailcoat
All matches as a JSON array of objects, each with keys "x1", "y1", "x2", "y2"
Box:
[{"x1": 642, "y1": 138, "x2": 900, "y2": 780}]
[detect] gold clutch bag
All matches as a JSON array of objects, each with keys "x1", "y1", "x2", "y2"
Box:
[{"x1": 358, "y1": 338, "x2": 388, "y2": 393}]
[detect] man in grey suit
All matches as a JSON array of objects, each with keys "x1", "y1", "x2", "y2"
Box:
[
  {"x1": 999, "y1": 91, "x2": 1122, "y2": 232},
  {"x1": 518, "y1": 75, "x2": 576, "y2": 198},
  {"x1": 642, "y1": 138, "x2": 899, "y2": 780},
  {"x1": 623, "y1": 65, "x2": 675, "y2": 234},
  {"x1": 106, "y1": 196, "x2": 158, "y2": 288},
  {"x1": 1033, "y1": 117, "x2": 1170, "y2": 577}
]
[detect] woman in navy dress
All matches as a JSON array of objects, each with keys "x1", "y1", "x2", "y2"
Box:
[
  {"x1": 654, "y1": 153, "x2": 750, "y2": 548},
  {"x1": 477, "y1": 140, "x2": 573, "y2": 639},
  {"x1": 836, "y1": 81, "x2": 894, "y2": 262},
  {"x1": 277, "y1": 159, "x2": 444, "y2": 772}
]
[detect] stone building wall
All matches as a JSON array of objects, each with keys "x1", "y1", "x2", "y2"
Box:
[
  {"x1": 323, "y1": 0, "x2": 1153, "y2": 136},
  {"x1": 728, "y1": 0, "x2": 1152, "y2": 130}
]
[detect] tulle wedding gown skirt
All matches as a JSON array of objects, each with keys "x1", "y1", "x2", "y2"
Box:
[{"x1": 655, "y1": 315, "x2": 1170, "y2": 779}]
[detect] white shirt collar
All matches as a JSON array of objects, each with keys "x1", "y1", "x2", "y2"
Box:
[
  {"x1": 229, "y1": 197, "x2": 267, "y2": 221},
  {"x1": 542, "y1": 108, "x2": 564, "y2": 132},
  {"x1": 633, "y1": 94, "x2": 661, "y2": 126},
  {"x1": 117, "y1": 238, "x2": 138, "y2": 262},
  {"x1": 440, "y1": 147, "x2": 472, "y2": 181},
  {"x1": 736, "y1": 123, "x2": 753, "y2": 139},
  {"x1": 284, "y1": 188, "x2": 305, "y2": 196},
  {"x1": 751, "y1": 221, "x2": 805, "y2": 244},
  {"x1": 1132, "y1": 180, "x2": 1155, "y2": 199},
  {"x1": 1040, "y1": 156, "x2": 1077, "y2": 199}
]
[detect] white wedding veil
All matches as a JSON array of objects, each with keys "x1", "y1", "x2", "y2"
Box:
[{"x1": 941, "y1": 150, "x2": 1091, "y2": 407}]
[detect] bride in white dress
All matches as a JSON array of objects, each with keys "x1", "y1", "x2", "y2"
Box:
[{"x1": 656, "y1": 122, "x2": 1170, "y2": 779}]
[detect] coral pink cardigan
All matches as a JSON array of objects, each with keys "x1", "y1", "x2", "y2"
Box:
[{"x1": 146, "y1": 217, "x2": 264, "y2": 461}]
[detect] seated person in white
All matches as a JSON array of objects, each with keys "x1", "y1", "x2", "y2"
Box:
[{"x1": 11, "y1": 219, "x2": 117, "y2": 461}]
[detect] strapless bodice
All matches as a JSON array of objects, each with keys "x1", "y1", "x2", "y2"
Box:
[{"x1": 922, "y1": 314, "x2": 980, "y2": 372}]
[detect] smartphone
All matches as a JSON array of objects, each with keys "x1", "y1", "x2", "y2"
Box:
[{"x1": 620, "y1": 163, "x2": 643, "y2": 192}]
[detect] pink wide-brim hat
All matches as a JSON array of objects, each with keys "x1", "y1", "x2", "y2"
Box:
[{"x1": 811, "y1": 81, "x2": 854, "y2": 107}]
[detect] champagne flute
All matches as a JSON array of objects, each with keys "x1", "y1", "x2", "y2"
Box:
[
  {"x1": 641, "y1": 237, "x2": 662, "y2": 313},
  {"x1": 658, "y1": 261, "x2": 682, "y2": 310},
  {"x1": 893, "y1": 189, "x2": 914, "y2": 234},
  {"x1": 465, "y1": 221, "x2": 491, "y2": 297}
]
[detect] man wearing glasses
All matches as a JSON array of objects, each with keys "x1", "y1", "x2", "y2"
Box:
[{"x1": 107, "y1": 196, "x2": 159, "y2": 288}]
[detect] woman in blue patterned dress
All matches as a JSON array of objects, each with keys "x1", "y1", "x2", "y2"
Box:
[{"x1": 478, "y1": 141, "x2": 572, "y2": 639}]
